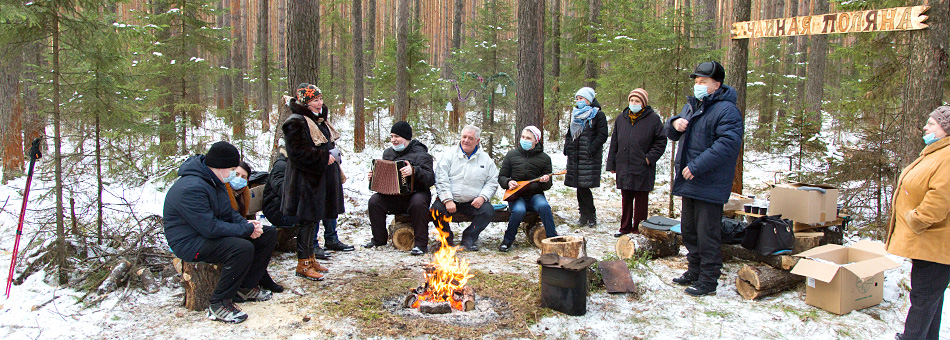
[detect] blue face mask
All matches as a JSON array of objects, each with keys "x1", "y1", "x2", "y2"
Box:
[
  {"x1": 223, "y1": 170, "x2": 236, "y2": 184},
  {"x1": 520, "y1": 140, "x2": 534, "y2": 151},
  {"x1": 694, "y1": 84, "x2": 709, "y2": 100},
  {"x1": 924, "y1": 132, "x2": 942, "y2": 145},
  {"x1": 629, "y1": 104, "x2": 642, "y2": 113},
  {"x1": 229, "y1": 176, "x2": 248, "y2": 190},
  {"x1": 392, "y1": 142, "x2": 407, "y2": 152},
  {"x1": 575, "y1": 100, "x2": 588, "y2": 109}
]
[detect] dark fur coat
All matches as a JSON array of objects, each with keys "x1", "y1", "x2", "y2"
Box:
[{"x1": 280, "y1": 99, "x2": 345, "y2": 221}]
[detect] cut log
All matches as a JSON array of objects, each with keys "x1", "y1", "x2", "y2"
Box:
[
  {"x1": 389, "y1": 222, "x2": 415, "y2": 251},
  {"x1": 540, "y1": 236, "x2": 587, "y2": 259},
  {"x1": 459, "y1": 285, "x2": 475, "y2": 311},
  {"x1": 527, "y1": 223, "x2": 546, "y2": 248},
  {"x1": 737, "y1": 264, "x2": 804, "y2": 290},
  {"x1": 722, "y1": 243, "x2": 799, "y2": 270},
  {"x1": 136, "y1": 267, "x2": 160, "y2": 294},
  {"x1": 418, "y1": 301, "x2": 451, "y2": 314},
  {"x1": 793, "y1": 232, "x2": 824, "y2": 254},
  {"x1": 617, "y1": 234, "x2": 679, "y2": 259},
  {"x1": 639, "y1": 225, "x2": 677, "y2": 242},
  {"x1": 181, "y1": 262, "x2": 221, "y2": 311},
  {"x1": 96, "y1": 259, "x2": 131, "y2": 295}
]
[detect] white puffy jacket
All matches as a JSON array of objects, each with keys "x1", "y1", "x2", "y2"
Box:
[{"x1": 435, "y1": 145, "x2": 499, "y2": 203}]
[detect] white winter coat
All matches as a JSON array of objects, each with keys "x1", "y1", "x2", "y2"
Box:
[{"x1": 435, "y1": 145, "x2": 499, "y2": 203}]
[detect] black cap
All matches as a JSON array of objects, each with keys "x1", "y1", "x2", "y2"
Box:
[
  {"x1": 391, "y1": 121, "x2": 412, "y2": 140},
  {"x1": 690, "y1": 61, "x2": 725, "y2": 84},
  {"x1": 204, "y1": 141, "x2": 241, "y2": 169}
]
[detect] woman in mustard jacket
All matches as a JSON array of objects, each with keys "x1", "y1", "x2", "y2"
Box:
[{"x1": 887, "y1": 106, "x2": 950, "y2": 340}]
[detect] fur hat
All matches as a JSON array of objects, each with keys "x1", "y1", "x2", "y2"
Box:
[
  {"x1": 391, "y1": 121, "x2": 412, "y2": 140},
  {"x1": 296, "y1": 83, "x2": 321, "y2": 104},
  {"x1": 930, "y1": 106, "x2": 950, "y2": 133},
  {"x1": 205, "y1": 141, "x2": 240, "y2": 169},
  {"x1": 628, "y1": 88, "x2": 649, "y2": 106},
  {"x1": 574, "y1": 87, "x2": 596, "y2": 103},
  {"x1": 690, "y1": 61, "x2": 725, "y2": 84}
]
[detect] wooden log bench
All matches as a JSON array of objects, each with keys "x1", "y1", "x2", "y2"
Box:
[{"x1": 389, "y1": 209, "x2": 546, "y2": 250}]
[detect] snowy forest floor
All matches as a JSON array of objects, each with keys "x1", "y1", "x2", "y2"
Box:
[{"x1": 0, "y1": 110, "x2": 943, "y2": 340}]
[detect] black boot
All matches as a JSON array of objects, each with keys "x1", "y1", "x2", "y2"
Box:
[
  {"x1": 259, "y1": 272, "x2": 284, "y2": 293},
  {"x1": 323, "y1": 220, "x2": 355, "y2": 251}
]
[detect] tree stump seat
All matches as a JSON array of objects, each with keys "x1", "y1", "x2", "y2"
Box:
[
  {"x1": 389, "y1": 208, "x2": 546, "y2": 250},
  {"x1": 172, "y1": 258, "x2": 221, "y2": 311}
]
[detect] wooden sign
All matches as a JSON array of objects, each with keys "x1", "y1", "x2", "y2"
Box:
[{"x1": 731, "y1": 6, "x2": 929, "y2": 39}]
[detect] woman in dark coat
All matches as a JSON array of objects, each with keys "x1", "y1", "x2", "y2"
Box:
[
  {"x1": 606, "y1": 88, "x2": 667, "y2": 237},
  {"x1": 564, "y1": 87, "x2": 609, "y2": 227},
  {"x1": 497, "y1": 126, "x2": 557, "y2": 251},
  {"x1": 281, "y1": 83, "x2": 344, "y2": 281}
]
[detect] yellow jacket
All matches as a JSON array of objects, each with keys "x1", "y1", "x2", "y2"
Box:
[{"x1": 886, "y1": 137, "x2": 950, "y2": 264}]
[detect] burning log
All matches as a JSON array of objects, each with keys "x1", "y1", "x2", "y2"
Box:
[{"x1": 418, "y1": 301, "x2": 452, "y2": 314}]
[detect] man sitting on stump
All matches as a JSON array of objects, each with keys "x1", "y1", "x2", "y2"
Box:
[
  {"x1": 364, "y1": 121, "x2": 436, "y2": 255},
  {"x1": 431, "y1": 125, "x2": 499, "y2": 251},
  {"x1": 163, "y1": 141, "x2": 278, "y2": 324}
]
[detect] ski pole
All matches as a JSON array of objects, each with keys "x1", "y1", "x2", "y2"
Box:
[{"x1": 6, "y1": 138, "x2": 42, "y2": 299}]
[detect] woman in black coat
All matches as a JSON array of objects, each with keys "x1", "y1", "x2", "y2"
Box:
[
  {"x1": 564, "y1": 87, "x2": 609, "y2": 227},
  {"x1": 497, "y1": 126, "x2": 557, "y2": 251},
  {"x1": 606, "y1": 88, "x2": 668, "y2": 237},
  {"x1": 281, "y1": 83, "x2": 344, "y2": 281}
]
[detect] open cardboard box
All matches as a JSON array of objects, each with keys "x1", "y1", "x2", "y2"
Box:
[
  {"x1": 769, "y1": 182, "x2": 839, "y2": 225},
  {"x1": 790, "y1": 240, "x2": 900, "y2": 315}
]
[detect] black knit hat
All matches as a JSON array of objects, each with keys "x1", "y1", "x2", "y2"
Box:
[
  {"x1": 204, "y1": 141, "x2": 240, "y2": 169},
  {"x1": 690, "y1": 61, "x2": 725, "y2": 84},
  {"x1": 391, "y1": 121, "x2": 412, "y2": 140}
]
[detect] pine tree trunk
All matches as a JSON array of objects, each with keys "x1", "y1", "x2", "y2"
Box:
[
  {"x1": 547, "y1": 0, "x2": 561, "y2": 141},
  {"x1": 727, "y1": 0, "x2": 750, "y2": 195},
  {"x1": 900, "y1": 0, "x2": 949, "y2": 167},
  {"x1": 803, "y1": 0, "x2": 828, "y2": 134},
  {"x1": 583, "y1": 0, "x2": 601, "y2": 89},
  {"x1": 277, "y1": 0, "x2": 286, "y2": 71},
  {"x1": 517, "y1": 0, "x2": 545, "y2": 136},
  {"x1": 353, "y1": 0, "x2": 366, "y2": 152},
  {"x1": 449, "y1": 0, "x2": 463, "y2": 132},
  {"x1": 287, "y1": 0, "x2": 320, "y2": 92},
  {"x1": 367, "y1": 0, "x2": 377, "y2": 75},
  {"x1": 258, "y1": 0, "x2": 271, "y2": 132},
  {"x1": 231, "y1": 0, "x2": 247, "y2": 138},
  {"x1": 52, "y1": 7, "x2": 67, "y2": 285},
  {"x1": 395, "y1": 0, "x2": 410, "y2": 121},
  {"x1": 0, "y1": 50, "x2": 25, "y2": 182},
  {"x1": 695, "y1": 0, "x2": 718, "y2": 49},
  {"x1": 23, "y1": 42, "x2": 44, "y2": 150},
  {"x1": 791, "y1": 0, "x2": 807, "y2": 116}
]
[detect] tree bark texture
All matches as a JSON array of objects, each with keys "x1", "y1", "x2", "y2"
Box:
[
  {"x1": 900, "y1": 0, "x2": 948, "y2": 167},
  {"x1": 804, "y1": 0, "x2": 829, "y2": 130},
  {"x1": 353, "y1": 0, "x2": 366, "y2": 152},
  {"x1": 727, "y1": 0, "x2": 750, "y2": 195},
  {"x1": 516, "y1": 0, "x2": 545, "y2": 136},
  {"x1": 181, "y1": 261, "x2": 221, "y2": 311},
  {"x1": 721, "y1": 243, "x2": 798, "y2": 270},
  {"x1": 258, "y1": 0, "x2": 271, "y2": 132},
  {"x1": 0, "y1": 51, "x2": 25, "y2": 182},
  {"x1": 231, "y1": 0, "x2": 247, "y2": 138},
  {"x1": 547, "y1": 0, "x2": 561, "y2": 141},
  {"x1": 395, "y1": 0, "x2": 410, "y2": 121},
  {"x1": 583, "y1": 0, "x2": 601, "y2": 89},
  {"x1": 287, "y1": 0, "x2": 320, "y2": 93},
  {"x1": 449, "y1": 0, "x2": 464, "y2": 132},
  {"x1": 735, "y1": 264, "x2": 803, "y2": 300},
  {"x1": 695, "y1": 0, "x2": 718, "y2": 50},
  {"x1": 52, "y1": 7, "x2": 67, "y2": 285}
]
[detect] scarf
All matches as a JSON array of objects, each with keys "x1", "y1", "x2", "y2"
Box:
[
  {"x1": 306, "y1": 116, "x2": 341, "y2": 147},
  {"x1": 226, "y1": 185, "x2": 250, "y2": 217},
  {"x1": 628, "y1": 109, "x2": 643, "y2": 125},
  {"x1": 570, "y1": 106, "x2": 598, "y2": 141}
]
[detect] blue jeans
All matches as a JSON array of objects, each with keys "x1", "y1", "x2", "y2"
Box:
[
  {"x1": 312, "y1": 219, "x2": 338, "y2": 246},
  {"x1": 503, "y1": 194, "x2": 557, "y2": 245}
]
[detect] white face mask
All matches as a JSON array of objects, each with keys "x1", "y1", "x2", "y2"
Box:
[
  {"x1": 693, "y1": 84, "x2": 709, "y2": 100},
  {"x1": 223, "y1": 170, "x2": 237, "y2": 183}
]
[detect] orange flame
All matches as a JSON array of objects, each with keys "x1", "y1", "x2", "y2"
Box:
[{"x1": 411, "y1": 209, "x2": 474, "y2": 311}]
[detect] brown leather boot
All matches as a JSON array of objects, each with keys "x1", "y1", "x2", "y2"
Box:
[
  {"x1": 296, "y1": 259, "x2": 324, "y2": 281},
  {"x1": 308, "y1": 255, "x2": 329, "y2": 273}
]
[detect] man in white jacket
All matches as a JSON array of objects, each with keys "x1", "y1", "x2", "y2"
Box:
[{"x1": 431, "y1": 125, "x2": 499, "y2": 251}]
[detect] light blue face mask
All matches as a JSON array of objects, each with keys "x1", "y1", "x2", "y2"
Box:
[
  {"x1": 223, "y1": 170, "x2": 236, "y2": 184},
  {"x1": 924, "y1": 132, "x2": 942, "y2": 145},
  {"x1": 575, "y1": 100, "x2": 588, "y2": 109},
  {"x1": 520, "y1": 140, "x2": 534, "y2": 151},
  {"x1": 693, "y1": 84, "x2": 709, "y2": 100},
  {"x1": 229, "y1": 176, "x2": 248, "y2": 190},
  {"x1": 629, "y1": 104, "x2": 642, "y2": 113},
  {"x1": 392, "y1": 142, "x2": 407, "y2": 152}
]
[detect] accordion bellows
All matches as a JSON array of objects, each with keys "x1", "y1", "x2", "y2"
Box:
[{"x1": 369, "y1": 159, "x2": 414, "y2": 195}]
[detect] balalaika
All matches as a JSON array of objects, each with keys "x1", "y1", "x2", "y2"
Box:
[{"x1": 369, "y1": 159, "x2": 414, "y2": 195}]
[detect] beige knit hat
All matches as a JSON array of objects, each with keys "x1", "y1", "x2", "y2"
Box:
[
  {"x1": 930, "y1": 106, "x2": 950, "y2": 133},
  {"x1": 628, "y1": 88, "x2": 649, "y2": 106}
]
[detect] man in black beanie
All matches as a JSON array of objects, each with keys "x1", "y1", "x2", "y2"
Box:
[
  {"x1": 364, "y1": 121, "x2": 436, "y2": 255},
  {"x1": 163, "y1": 141, "x2": 277, "y2": 323}
]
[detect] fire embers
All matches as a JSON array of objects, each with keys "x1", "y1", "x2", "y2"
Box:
[{"x1": 401, "y1": 209, "x2": 476, "y2": 314}]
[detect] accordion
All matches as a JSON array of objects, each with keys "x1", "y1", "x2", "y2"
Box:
[{"x1": 369, "y1": 159, "x2": 414, "y2": 195}]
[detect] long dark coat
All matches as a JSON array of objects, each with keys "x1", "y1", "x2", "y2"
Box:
[
  {"x1": 261, "y1": 153, "x2": 288, "y2": 223},
  {"x1": 280, "y1": 100, "x2": 345, "y2": 221},
  {"x1": 564, "y1": 99, "x2": 609, "y2": 188},
  {"x1": 605, "y1": 106, "x2": 668, "y2": 192},
  {"x1": 498, "y1": 142, "x2": 553, "y2": 199}
]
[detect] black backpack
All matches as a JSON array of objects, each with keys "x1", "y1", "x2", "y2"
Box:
[
  {"x1": 721, "y1": 217, "x2": 747, "y2": 245},
  {"x1": 740, "y1": 215, "x2": 795, "y2": 256}
]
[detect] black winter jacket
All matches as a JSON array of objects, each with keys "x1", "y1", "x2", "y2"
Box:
[
  {"x1": 606, "y1": 106, "x2": 668, "y2": 191},
  {"x1": 380, "y1": 139, "x2": 436, "y2": 194},
  {"x1": 564, "y1": 99, "x2": 609, "y2": 188},
  {"x1": 498, "y1": 143, "x2": 553, "y2": 199},
  {"x1": 281, "y1": 100, "x2": 345, "y2": 221},
  {"x1": 664, "y1": 85, "x2": 744, "y2": 204},
  {"x1": 261, "y1": 153, "x2": 288, "y2": 224},
  {"x1": 163, "y1": 155, "x2": 253, "y2": 261}
]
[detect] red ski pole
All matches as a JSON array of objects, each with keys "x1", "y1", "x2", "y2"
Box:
[{"x1": 6, "y1": 138, "x2": 42, "y2": 299}]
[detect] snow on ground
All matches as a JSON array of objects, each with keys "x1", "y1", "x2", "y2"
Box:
[{"x1": 0, "y1": 107, "x2": 944, "y2": 339}]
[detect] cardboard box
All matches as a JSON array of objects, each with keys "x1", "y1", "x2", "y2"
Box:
[
  {"x1": 247, "y1": 185, "x2": 265, "y2": 216},
  {"x1": 724, "y1": 193, "x2": 754, "y2": 212},
  {"x1": 789, "y1": 240, "x2": 900, "y2": 315},
  {"x1": 769, "y1": 182, "x2": 839, "y2": 225}
]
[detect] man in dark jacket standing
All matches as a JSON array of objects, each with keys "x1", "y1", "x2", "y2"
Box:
[
  {"x1": 665, "y1": 61, "x2": 744, "y2": 297},
  {"x1": 364, "y1": 122, "x2": 436, "y2": 255},
  {"x1": 163, "y1": 141, "x2": 277, "y2": 323},
  {"x1": 564, "y1": 87, "x2": 609, "y2": 227}
]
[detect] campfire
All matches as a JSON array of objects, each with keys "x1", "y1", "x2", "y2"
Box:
[{"x1": 402, "y1": 209, "x2": 476, "y2": 314}]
